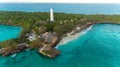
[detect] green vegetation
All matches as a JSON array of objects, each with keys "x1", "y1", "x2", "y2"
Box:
[
  {"x1": 0, "y1": 11, "x2": 120, "y2": 49},
  {"x1": 29, "y1": 38, "x2": 42, "y2": 49},
  {"x1": 0, "y1": 39, "x2": 17, "y2": 48}
]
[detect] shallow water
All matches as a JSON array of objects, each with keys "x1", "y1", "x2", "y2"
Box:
[
  {"x1": 1, "y1": 24, "x2": 120, "y2": 67},
  {"x1": 0, "y1": 25, "x2": 21, "y2": 42}
]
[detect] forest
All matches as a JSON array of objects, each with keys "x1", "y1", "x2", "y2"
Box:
[{"x1": 0, "y1": 11, "x2": 120, "y2": 50}]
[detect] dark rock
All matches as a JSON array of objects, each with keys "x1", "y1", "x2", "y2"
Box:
[{"x1": 0, "y1": 43, "x2": 29, "y2": 56}]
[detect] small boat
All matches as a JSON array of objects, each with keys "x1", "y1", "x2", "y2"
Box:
[{"x1": 11, "y1": 54, "x2": 16, "y2": 58}]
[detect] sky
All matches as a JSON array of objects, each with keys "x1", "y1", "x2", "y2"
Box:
[{"x1": 0, "y1": 0, "x2": 120, "y2": 3}]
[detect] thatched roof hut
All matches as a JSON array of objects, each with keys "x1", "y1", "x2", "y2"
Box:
[{"x1": 39, "y1": 32, "x2": 59, "y2": 45}]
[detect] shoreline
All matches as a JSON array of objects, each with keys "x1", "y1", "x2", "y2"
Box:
[
  {"x1": 57, "y1": 22, "x2": 95, "y2": 46},
  {"x1": 0, "y1": 22, "x2": 118, "y2": 57},
  {"x1": 58, "y1": 33, "x2": 81, "y2": 45},
  {"x1": 57, "y1": 22, "x2": 120, "y2": 47}
]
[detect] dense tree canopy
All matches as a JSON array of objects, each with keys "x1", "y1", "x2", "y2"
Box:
[{"x1": 0, "y1": 11, "x2": 120, "y2": 48}]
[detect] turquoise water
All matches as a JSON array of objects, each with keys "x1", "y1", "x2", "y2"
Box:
[
  {"x1": 1, "y1": 3, "x2": 120, "y2": 67},
  {"x1": 0, "y1": 24, "x2": 120, "y2": 67},
  {"x1": 1, "y1": 3, "x2": 120, "y2": 14},
  {"x1": 0, "y1": 25, "x2": 21, "y2": 42}
]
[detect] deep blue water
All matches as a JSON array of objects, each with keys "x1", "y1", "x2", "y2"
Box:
[
  {"x1": 1, "y1": 3, "x2": 120, "y2": 14},
  {"x1": 0, "y1": 25, "x2": 21, "y2": 42},
  {"x1": 0, "y1": 24, "x2": 120, "y2": 67}
]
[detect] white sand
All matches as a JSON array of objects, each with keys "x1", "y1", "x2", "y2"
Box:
[
  {"x1": 58, "y1": 33, "x2": 80, "y2": 45},
  {"x1": 57, "y1": 25, "x2": 94, "y2": 45}
]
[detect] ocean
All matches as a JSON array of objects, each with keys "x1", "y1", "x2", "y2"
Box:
[
  {"x1": 0, "y1": 25, "x2": 21, "y2": 42},
  {"x1": 0, "y1": 24, "x2": 120, "y2": 67},
  {"x1": 0, "y1": 3, "x2": 120, "y2": 67},
  {"x1": 0, "y1": 3, "x2": 120, "y2": 14}
]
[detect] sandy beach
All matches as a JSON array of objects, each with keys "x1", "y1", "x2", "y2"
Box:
[{"x1": 58, "y1": 25, "x2": 94, "y2": 45}]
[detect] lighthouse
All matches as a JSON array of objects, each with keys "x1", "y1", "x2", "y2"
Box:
[{"x1": 50, "y1": 8, "x2": 54, "y2": 22}]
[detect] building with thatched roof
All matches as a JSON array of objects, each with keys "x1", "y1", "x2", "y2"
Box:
[{"x1": 39, "y1": 32, "x2": 59, "y2": 45}]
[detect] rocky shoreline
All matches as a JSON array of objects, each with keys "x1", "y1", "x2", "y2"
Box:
[
  {"x1": 0, "y1": 43, "x2": 29, "y2": 56},
  {"x1": 38, "y1": 22, "x2": 96, "y2": 58},
  {"x1": 0, "y1": 22, "x2": 97, "y2": 58}
]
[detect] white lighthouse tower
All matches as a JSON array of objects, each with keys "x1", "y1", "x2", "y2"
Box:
[{"x1": 50, "y1": 8, "x2": 54, "y2": 22}]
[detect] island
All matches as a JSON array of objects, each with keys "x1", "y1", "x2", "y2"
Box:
[{"x1": 0, "y1": 10, "x2": 120, "y2": 58}]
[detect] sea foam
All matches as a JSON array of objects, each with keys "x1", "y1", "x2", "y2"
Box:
[{"x1": 57, "y1": 25, "x2": 94, "y2": 46}]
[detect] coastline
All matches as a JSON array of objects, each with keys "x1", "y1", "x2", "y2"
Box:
[
  {"x1": 57, "y1": 22, "x2": 120, "y2": 46},
  {"x1": 0, "y1": 22, "x2": 118, "y2": 57},
  {"x1": 0, "y1": 22, "x2": 112, "y2": 58},
  {"x1": 1, "y1": 11, "x2": 120, "y2": 58},
  {"x1": 57, "y1": 22, "x2": 95, "y2": 46},
  {"x1": 58, "y1": 32, "x2": 81, "y2": 45}
]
